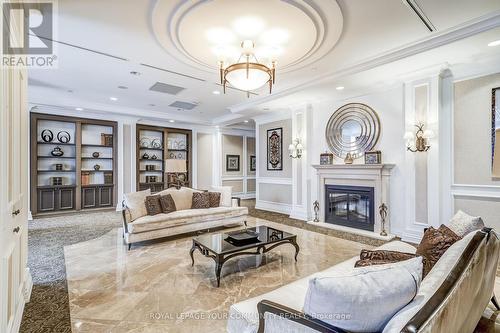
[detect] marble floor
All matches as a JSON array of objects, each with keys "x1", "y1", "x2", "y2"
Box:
[{"x1": 65, "y1": 217, "x2": 500, "y2": 333}]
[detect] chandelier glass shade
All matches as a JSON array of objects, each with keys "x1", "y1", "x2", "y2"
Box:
[{"x1": 219, "y1": 40, "x2": 276, "y2": 95}]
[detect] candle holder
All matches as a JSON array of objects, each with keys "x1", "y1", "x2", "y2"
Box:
[
  {"x1": 313, "y1": 200, "x2": 320, "y2": 222},
  {"x1": 379, "y1": 203, "x2": 388, "y2": 236}
]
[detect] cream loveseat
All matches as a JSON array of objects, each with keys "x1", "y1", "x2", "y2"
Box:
[
  {"x1": 227, "y1": 227, "x2": 499, "y2": 333},
  {"x1": 122, "y1": 187, "x2": 248, "y2": 249}
]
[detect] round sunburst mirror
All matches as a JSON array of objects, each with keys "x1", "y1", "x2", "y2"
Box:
[{"x1": 325, "y1": 103, "x2": 381, "y2": 159}]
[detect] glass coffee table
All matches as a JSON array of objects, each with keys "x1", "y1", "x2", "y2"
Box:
[{"x1": 190, "y1": 225, "x2": 299, "y2": 287}]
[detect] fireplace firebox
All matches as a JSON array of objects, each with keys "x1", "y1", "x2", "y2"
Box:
[{"x1": 325, "y1": 185, "x2": 374, "y2": 231}]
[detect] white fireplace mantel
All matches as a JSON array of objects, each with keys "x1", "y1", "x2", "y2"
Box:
[{"x1": 312, "y1": 164, "x2": 395, "y2": 235}]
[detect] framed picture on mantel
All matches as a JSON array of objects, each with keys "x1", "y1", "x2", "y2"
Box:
[{"x1": 267, "y1": 127, "x2": 283, "y2": 171}]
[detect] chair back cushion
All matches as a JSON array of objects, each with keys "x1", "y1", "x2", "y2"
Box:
[
  {"x1": 124, "y1": 189, "x2": 150, "y2": 222},
  {"x1": 210, "y1": 186, "x2": 232, "y2": 207},
  {"x1": 158, "y1": 187, "x2": 201, "y2": 211}
]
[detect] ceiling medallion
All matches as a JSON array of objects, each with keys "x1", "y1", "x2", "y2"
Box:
[{"x1": 219, "y1": 40, "x2": 276, "y2": 97}]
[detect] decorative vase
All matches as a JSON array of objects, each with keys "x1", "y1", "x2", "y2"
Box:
[
  {"x1": 344, "y1": 153, "x2": 353, "y2": 164},
  {"x1": 93, "y1": 164, "x2": 100, "y2": 171},
  {"x1": 41, "y1": 129, "x2": 54, "y2": 142},
  {"x1": 55, "y1": 163, "x2": 63, "y2": 171},
  {"x1": 57, "y1": 131, "x2": 71, "y2": 143},
  {"x1": 92, "y1": 152, "x2": 100, "y2": 158},
  {"x1": 142, "y1": 152, "x2": 149, "y2": 159},
  {"x1": 151, "y1": 154, "x2": 158, "y2": 160},
  {"x1": 51, "y1": 147, "x2": 64, "y2": 157}
]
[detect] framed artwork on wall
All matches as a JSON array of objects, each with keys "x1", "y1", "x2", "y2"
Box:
[
  {"x1": 226, "y1": 154, "x2": 240, "y2": 172},
  {"x1": 267, "y1": 127, "x2": 283, "y2": 171},
  {"x1": 250, "y1": 155, "x2": 256, "y2": 171}
]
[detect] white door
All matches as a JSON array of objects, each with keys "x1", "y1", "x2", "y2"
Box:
[{"x1": 0, "y1": 4, "x2": 30, "y2": 333}]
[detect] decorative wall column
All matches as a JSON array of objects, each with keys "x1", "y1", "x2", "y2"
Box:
[
  {"x1": 402, "y1": 68, "x2": 453, "y2": 242},
  {"x1": 290, "y1": 105, "x2": 312, "y2": 221}
]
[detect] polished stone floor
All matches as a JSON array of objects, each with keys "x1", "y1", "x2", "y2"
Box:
[
  {"x1": 65, "y1": 216, "x2": 500, "y2": 333},
  {"x1": 65, "y1": 217, "x2": 369, "y2": 332}
]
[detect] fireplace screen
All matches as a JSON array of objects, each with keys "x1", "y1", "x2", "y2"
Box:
[{"x1": 325, "y1": 185, "x2": 374, "y2": 231}]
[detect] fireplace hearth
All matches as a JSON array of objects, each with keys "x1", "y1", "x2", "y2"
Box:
[{"x1": 325, "y1": 185, "x2": 374, "y2": 231}]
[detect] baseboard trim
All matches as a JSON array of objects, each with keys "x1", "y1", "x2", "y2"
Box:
[
  {"x1": 10, "y1": 268, "x2": 32, "y2": 333},
  {"x1": 289, "y1": 209, "x2": 309, "y2": 221},
  {"x1": 255, "y1": 200, "x2": 292, "y2": 215}
]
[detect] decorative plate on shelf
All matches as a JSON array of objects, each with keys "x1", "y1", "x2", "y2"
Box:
[
  {"x1": 151, "y1": 139, "x2": 162, "y2": 149},
  {"x1": 140, "y1": 138, "x2": 151, "y2": 148}
]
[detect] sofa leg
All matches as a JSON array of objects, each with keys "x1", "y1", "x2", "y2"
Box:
[
  {"x1": 128, "y1": 243, "x2": 132, "y2": 251},
  {"x1": 244, "y1": 220, "x2": 247, "y2": 227},
  {"x1": 492, "y1": 295, "x2": 500, "y2": 311}
]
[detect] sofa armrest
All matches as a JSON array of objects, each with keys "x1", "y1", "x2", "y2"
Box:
[
  {"x1": 257, "y1": 300, "x2": 348, "y2": 333},
  {"x1": 231, "y1": 196, "x2": 241, "y2": 207},
  {"x1": 121, "y1": 200, "x2": 130, "y2": 234}
]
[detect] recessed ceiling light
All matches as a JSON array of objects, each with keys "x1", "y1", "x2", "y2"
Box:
[
  {"x1": 244, "y1": 120, "x2": 249, "y2": 123},
  {"x1": 336, "y1": 86, "x2": 345, "y2": 91},
  {"x1": 212, "y1": 90, "x2": 221, "y2": 95},
  {"x1": 118, "y1": 86, "x2": 128, "y2": 89},
  {"x1": 130, "y1": 71, "x2": 141, "y2": 76},
  {"x1": 169, "y1": 120, "x2": 175, "y2": 123},
  {"x1": 67, "y1": 89, "x2": 73, "y2": 93},
  {"x1": 110, "y1": 97, "x2": 118, "y2": 101},
  {"x1": 487, "y1": 40, "x2": 500, "y2": 47},
  {"x1": 75, "y1": 107, "x2": 84, "y2": 111}
]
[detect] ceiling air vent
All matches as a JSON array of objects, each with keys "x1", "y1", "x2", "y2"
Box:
[
  {"x1": 169, "y1": 101, "x2": 198, "y2": 110},
  {"x1": 149, "y1": 82, "x2": 186, "y2": 95}
]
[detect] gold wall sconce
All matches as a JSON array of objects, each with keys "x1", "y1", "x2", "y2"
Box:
[
  {"x1": 404, "y1": 123, "x2": 434, "y2": 152},
  {"x1": 288, "y1": 138, "x2": 304, "y2": 159}
]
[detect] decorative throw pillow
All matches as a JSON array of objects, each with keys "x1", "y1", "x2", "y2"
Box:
[
  {"x1": 416, "y1": 224, "x2": 461, "y2": 277},
  {"x1": 208, "y1": 192, "x2": 221, "y2": 208},
  {"x1": 448, "y1": 210, "x2": 485, "y2": 237},
  {"x1": 191, "y1": 192, "x2": 210, "y2": 209},
  {"x1": 159, "y1": 194, "x2": 176, "y2": 214},
  {"x1": 145, "y1": 195, "x2": 162, "y2": 216},
  {"x1": 355, "y1": 249, "x2": 419, "y2": 268},
  {"x1": 304, "y1": 257, "x2": 423, "y2": 332},
  {"x1": 124, "y1": 189, "x2": 151, "y2": 222},
  {"x1": 210, "y1": 186, "x2": 232, "y2": 207}
]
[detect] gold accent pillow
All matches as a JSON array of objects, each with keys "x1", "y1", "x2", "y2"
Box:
[
  {"x1": 159, "y1": 194, "x2": 176, "y2": 214},
  {"x1": 145, "y1": 195, "x2": 162, "y2": 216},
  {"x1": 355, "y1": 249, "x2": 419, "y2": 268},
  {"x1": 416, "y1": 224, "x2": 461, "y2": 277},
  {"x1": 191, "y1": 192, "x2": 210, "y2": 209}
]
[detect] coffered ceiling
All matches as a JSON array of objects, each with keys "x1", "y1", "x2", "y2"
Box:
[{"x1": 28, "y1": 0, "x2": 500, "y2": 126}]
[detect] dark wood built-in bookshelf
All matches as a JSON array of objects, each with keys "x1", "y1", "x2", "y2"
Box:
[
  {"x1": 136, "y1": 124, "x2": 192, "y2": 193},
  {"x1": 30, "y1": 113, "x2": 118, "y2": 216}
]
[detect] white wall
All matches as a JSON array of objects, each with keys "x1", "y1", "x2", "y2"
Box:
[{"x1": 255, "y1": 115, "x2": 294, "y2": 214}]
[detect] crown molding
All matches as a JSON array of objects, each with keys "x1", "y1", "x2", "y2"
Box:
[{"x1": 229, "y1": 10, "x2": 500, "y2": 113}]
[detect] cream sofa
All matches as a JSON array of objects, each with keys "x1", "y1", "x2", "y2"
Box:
[
  {"x1": 122, "y1": 187, "x2": 248, "y2": 249},
  {"x1": 227, "y1": 227, "x2": 499, "y2": 333}
]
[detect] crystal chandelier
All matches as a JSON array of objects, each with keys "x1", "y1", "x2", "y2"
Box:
[{"x1": 219, "y1": 40, "x2": 276, "y2": 96}]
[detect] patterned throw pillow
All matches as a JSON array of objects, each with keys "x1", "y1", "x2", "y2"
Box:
[
  {"x1": 145, "y1": 195, "x2": 162, "y2": 216},
  {"x1": 159, "y1": 194, "x2": 176, "y2": 214},
  {"x1": 355, "y1": 250, "x2": 419, "y2": 268},
  {"x1": 208, "y1": 192, "x2": 221, "y2": 208},
  {"x1": 448, "y1": 210, "x2": 485, "y2": 237},
  {"x1": 416, "y1": 224, "x2": 461, "y2": 277},
  {"x1": 191, "y1": 192, "x2": 210, "y2": 209}
]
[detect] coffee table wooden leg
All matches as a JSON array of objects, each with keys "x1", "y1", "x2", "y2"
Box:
[
  {"x1": 190, "y1": 240, "x2": 197, "y2": 266},
  {"x1": 215, "y1": 255, "x2": 224, "y2": 287},
  {"x1": 291, "y1": 237, "x2": 300, "y2": 261}
]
